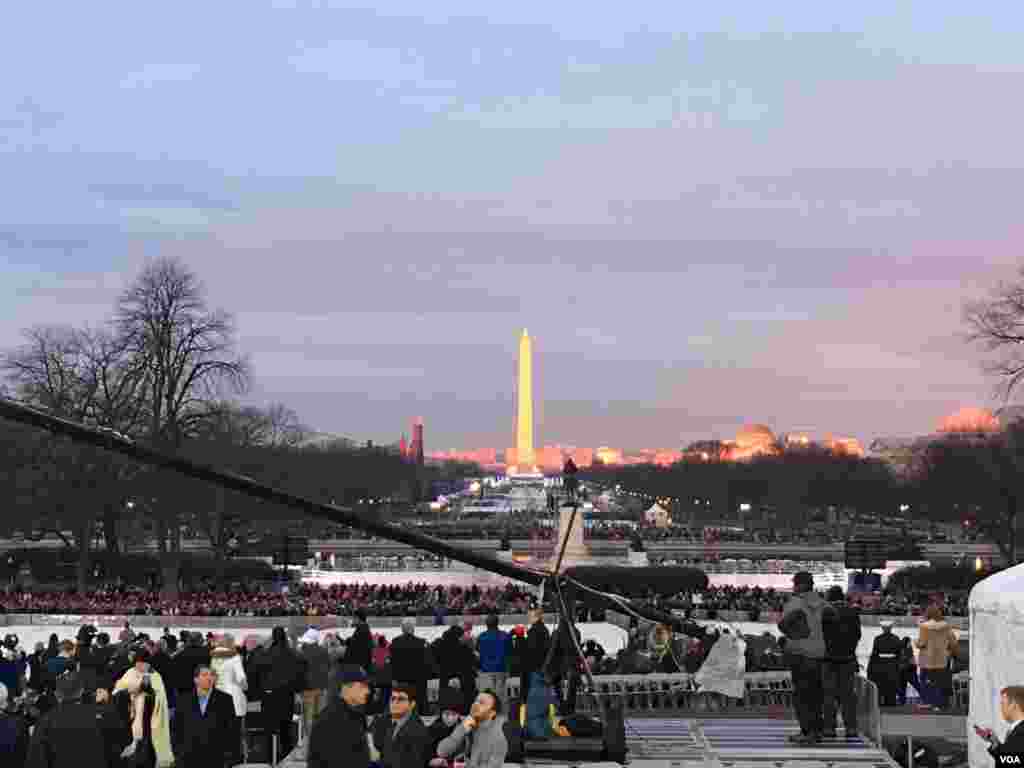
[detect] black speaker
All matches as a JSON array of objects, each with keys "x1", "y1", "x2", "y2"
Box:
[{"x1": 603, "y1": 698, "x2": 627, "y2": 763}]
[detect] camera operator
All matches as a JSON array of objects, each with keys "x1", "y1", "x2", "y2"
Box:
[{"x1": 0, "y1": 682, "x2": 30, "y2": 768}]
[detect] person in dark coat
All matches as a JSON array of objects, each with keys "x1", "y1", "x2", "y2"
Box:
[
  {"x1": 428, "y1": 687, "x2": 466, "y2": 758},
  {"x1": 252, "y1": 627, "x2": 306, "y2": 761},
  {"x1": 435, "y1": 625, "x2": 477, "y2": 712},
  {"x1": 370, "y1": 683, "x2": 431, "y2": 768},
  {"x1": 27, "y1": 643, "x2": 47, "y2": 692},
  {"x1": 44, "y1": 641, "x2": 75, "y2": 686},
  {"x1": 0, "y1": 682, "x2": 30, "y2": 768},
  {"x1": 94, "y1": 688, "x2": 132, "y2": 768},
  {"x1": 307, "y1": 665, "x2": 372, "y2": 768},
  {"x1": 867, "y1": 621, "x2": 903, "y2": 707},
  {"x1": 171, "y1": 634, "x2": 211, "y2": 706},
  {"x1": 389, "y1": 620, "x2": 432, "y2": 716},
  {"x1": 26, "y1": 672, "x2": 109, "y2": 768},
  {"x1": 345, "y1": 612, "x2": 374, "y2": 673},
  {"x1": 898, "y1": 637, "x2": 921, "y2": 706},
  {"x1": 821, "y1": 586, "x2": 861, "y2": 738},
  {"x1": 299, "y1": 628, "x2": 331, "y2": 738},
  {"x1": 175, "y1": 666, "x2": 238, "y2": 768},
  {"x1": 976, "y1": 685, "x2": 1024, "y2": 763},
  {"x1": 520, "y1": 609, "x2": 550, "y2": 687}
]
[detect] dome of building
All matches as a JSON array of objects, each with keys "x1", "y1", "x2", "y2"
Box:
[
  {"x1": 937, "y1": 407, "x2": 1000, "y2": 434},
  {"x1": 735, "y1": 423, "x2": 776, "y2": 449}
]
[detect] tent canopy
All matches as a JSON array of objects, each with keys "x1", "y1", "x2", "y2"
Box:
[{"x1": 968, "y1": 562, "x2": 1024, "y2": 768}]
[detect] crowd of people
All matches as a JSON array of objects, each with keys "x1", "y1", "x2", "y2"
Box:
[
  {"x1": 0, "y1": 578, "x2": 1005, "y2": 767},
  {"x1": 0, "y1": 581, "x2": 972, "y2": 618},
  {"x1": 0, "y1": 610, "x2": 587, "y2": 768}
]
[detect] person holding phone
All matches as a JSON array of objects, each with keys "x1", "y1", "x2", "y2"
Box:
[
  {"x1": 435, "y1": 690, "x2": 507, "y2": 768},
  {"x1": 976, "y1": 686, "x2": 1024, "y2": 762}
]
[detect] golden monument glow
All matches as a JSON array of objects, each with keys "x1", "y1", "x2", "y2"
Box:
[{"x1": 514, "y1": 328, "x2": 537, "y2": 474}]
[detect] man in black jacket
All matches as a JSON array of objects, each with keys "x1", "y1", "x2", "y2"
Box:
[
  {"x1": 253, "y1": 627, "x2": 306, "y2": 761},
  {"x1": 175, "y1": 666, "x2": 238, "y2": 768},
  {"x1": 308, "y1": 665, "x2": 372, "y2": 768},
  {"x1": 370, "y1": 683, "x2": 431, "y2": 768},
  {"x1": 26, "y1": 672, "x2": 108, "y2": 768},
  {"x1": 821, "y1": 586, "x2": 861, "y2": 738},
  {"x1": 867, "y1": 621, "x2": 903, "y2": 707},
  {"x1": 976, "y1": 685, "x2": 1024, "y2": 763},
  {"x1": 171, "y1": 633, "x2": 212, "y2": 710},
  {"x1": 346, "y1": 612, "x2": 374, "y2": 672},
  {"x1": 520, "y1": 608, "x2": 551, "y2": 689},
  {"x1": 390, "y1": 620, "x2": 432, "y2": 716}
]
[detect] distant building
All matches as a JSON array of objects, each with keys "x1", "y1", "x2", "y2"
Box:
[
  {"x1": 595, "y1": 446, "x2": 623, "y2": 465},
  {"x1": 722, "y1": 424, "x2": 780, "y2": 461},
  {"x1": 825, "y1": 435, "x2": 865, "y2": 457},
  {"x1": 412, "y1": 418, "x2": 425, "y2": 467},
  {"x1": 870, "y1": 406, "x2": 1005, "y2": 475}
]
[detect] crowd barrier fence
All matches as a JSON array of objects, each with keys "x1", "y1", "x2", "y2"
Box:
[{"x1": 0, "y1": 610, "x2": 969, "y2": 633}]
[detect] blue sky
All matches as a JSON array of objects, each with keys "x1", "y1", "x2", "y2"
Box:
[{"x1": 4, "y1": 2, "x2": 1024, "y2": 450}]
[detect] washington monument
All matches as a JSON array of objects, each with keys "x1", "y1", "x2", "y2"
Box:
[{"x1": 513, "y1": 328, "x2": 538, "y2": 474}]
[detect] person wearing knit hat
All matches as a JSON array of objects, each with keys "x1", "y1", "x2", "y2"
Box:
[{"x1": 427, "y1": 686, "x2": 467, "y2": 758}]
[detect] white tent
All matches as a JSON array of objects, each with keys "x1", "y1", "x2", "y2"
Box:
[{"x1": 968, "y1": 562, "x2": 1024, "y2": 767}]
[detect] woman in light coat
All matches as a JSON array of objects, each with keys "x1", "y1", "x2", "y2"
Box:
[
  {"x1": 114, "y1": 647, "x2": 174, "y2": 767},
  {"x1": 914, "y1": 605, "x2": 958, "y2": 709},
  {"x1": 210, "y1": 634, "x2": 248, "y2": 728}
]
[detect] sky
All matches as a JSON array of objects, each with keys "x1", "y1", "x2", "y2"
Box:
[{"x1": 4, "y1": 2, "x2": 1024, "y2": 451}]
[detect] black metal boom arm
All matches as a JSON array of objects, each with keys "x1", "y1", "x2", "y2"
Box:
[{"x1": 0, "y1": 397, "x2": 704, "y2": 636}]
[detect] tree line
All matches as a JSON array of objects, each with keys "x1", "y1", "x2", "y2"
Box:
[
  {"x1": 584, "y1": 431, "x2": 1022, "y2": 565},
  {"x1": 0, "y1": 257, "x2": 479, "y2": 595}
]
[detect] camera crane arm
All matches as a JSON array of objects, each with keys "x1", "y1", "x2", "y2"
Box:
[{"x1": 0, "y1": 397, "x2": 702, "y2": 635}]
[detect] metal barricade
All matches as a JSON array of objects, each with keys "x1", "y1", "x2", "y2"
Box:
[
  {"x1": 570, "y1": 671, "x2": 794, "y2": 714},
  {"x1": 953, "y1": 672, "x2": 969, "y2": 709},
  {"x1": 424, "y1": 671, "x2": 796, "y2": 712},
  {"x1": 855, "y1": 675, "x2": 882, "y2": 746}
]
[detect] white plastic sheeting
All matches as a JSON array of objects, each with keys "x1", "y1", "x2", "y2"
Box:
[
  {"x1": 969, "y1": 563, "x2": 1024, "y2": 768},
  {"x1": 694, "y1": 632, "x2": 748, "y2": 699}
]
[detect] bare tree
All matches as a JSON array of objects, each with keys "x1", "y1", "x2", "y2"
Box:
[
  {"x1": 914, "y1": 428, "x2": 1022, "y2": 565},
  {"x1": 115, "y1": 256, "x2": 249, "y2": 597},
  {"x1": 263, "y1": 402, "x2": 308, "y2": 448},
  {"x1": 966, "y1": 267, "x2": 1024, "y2": 398},
  {"x1": 0, "y1": 325, "x2": 147, "y2": 586}
]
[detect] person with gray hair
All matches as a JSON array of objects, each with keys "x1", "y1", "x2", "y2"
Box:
[{"x1": 390, "y1": 619, "x2": 432, "y2": 715}]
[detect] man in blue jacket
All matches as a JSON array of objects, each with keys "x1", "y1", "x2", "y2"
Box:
[{"x1": 475, "y1": 615, "x2": 510, "y2": 710}]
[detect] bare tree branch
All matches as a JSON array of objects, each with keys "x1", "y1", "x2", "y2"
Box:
[{"x1": 965, "y1": 266, "x2": 1024, "y2": 401}]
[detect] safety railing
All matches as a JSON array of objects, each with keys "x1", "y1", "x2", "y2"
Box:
[
  {"x1": 855, "y1": 675, "x2": 882, "y2": 745},
  {"x1": 572, "y1": 671, "x2": 795, "y2": 713},
  {"x1": 425, "y1": 671, "x2": 798, "y2": 710},
  {"x1": 953, "y1": 672, "x2": 969, "y2": 709}
]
